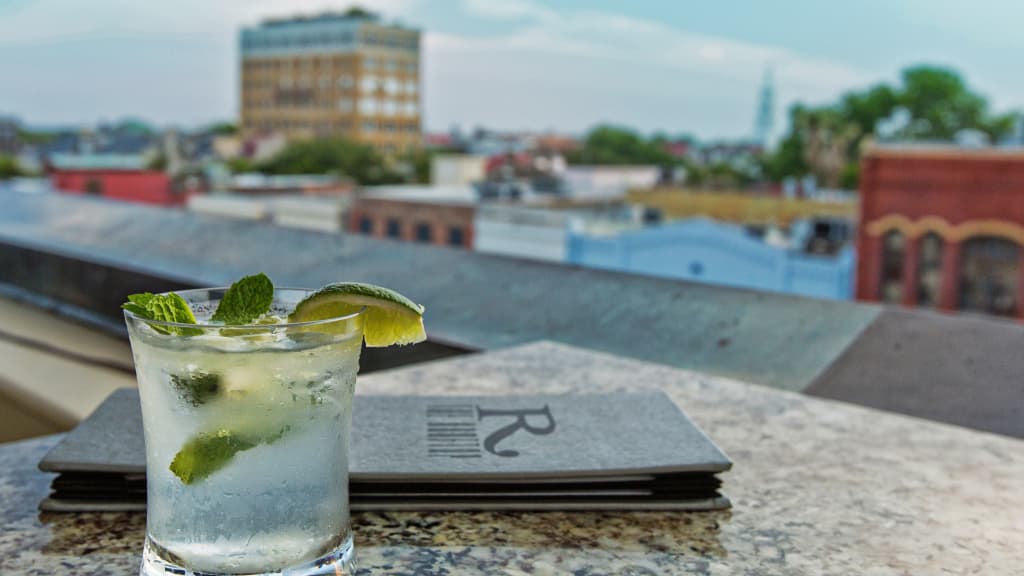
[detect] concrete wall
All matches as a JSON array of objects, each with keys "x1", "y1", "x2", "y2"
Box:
[
  {"x1": 432, "y1": 155, "x2": 486, "y2": 187},
  {"x1": 472, "y1": 205, "x2": 575, "y2": 263},
  {"x1": 563, "y1": 166, "x2": 660, "y2": 200},
  {"x1": 568, "y1": 219, "x2": 854, "y2": 300},
  {"x1": 473, "y1": 217, "x2": 568, "y2": 262}
]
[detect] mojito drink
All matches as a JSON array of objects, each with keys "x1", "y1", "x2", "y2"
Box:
[{"x1": 124, "y1": 279, "x2": 425, "y2": 576}]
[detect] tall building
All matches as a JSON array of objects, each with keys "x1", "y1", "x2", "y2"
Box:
[{"x1": 239, "y1": 10, "x2": 421, "y2": 153}]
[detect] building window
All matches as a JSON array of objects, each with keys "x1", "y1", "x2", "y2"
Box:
[
  {"x1": 878, "y1": 230, "x2": 904, "y2": 303},
  {"x1": 386, "y1": 219, "x2": 401, "y2": 239},
  {"x1": 359, "y1": 98, "x2": 378, "y2": 115},
  {"x1": 337, "y1": 75, "x2": 354, "y2": 88},
  {"x1": 337, "y1": 98, "x2": 353, "y2": 112},
  {"x1": 363, "y1": 120, "x2": 377, "y2": 133},
  {"x1": 415, "y1": 222, "x2": 433, "y2": 243},
  {"x1": 916, "y1": 233, "x2": 943, "y2": 308},
  {"x1": 358, "y1": 217, "x2": 373, "y2": 234},
  {"x1": 360, "y1": 75, "x2": 378, "y2": 92},
  {"x1": 84, "y1": 178, "x2": 104, "y2": 196},
  {"x1": 448, "y1": 226, "x2": 464, "y2": 247},
  {"x1": 959, "y1": 236, "x2": 1020, "y2": 317}
]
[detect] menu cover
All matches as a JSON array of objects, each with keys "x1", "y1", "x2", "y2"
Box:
[{"x1": 39, "y1": 388, "x2": 731, "y2": 511}]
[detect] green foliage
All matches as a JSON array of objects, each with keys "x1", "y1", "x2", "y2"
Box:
[
  {"x1": 170, "y1": 429, "x2": 259, "y2": 484},
  {"x1": 405, "y1": 147, "x2": 433, "y2": 184},
  {"x1": 206, "y1": 121, "x2": 238, "y2": 136},
  {"x1": 765, "y1": 64, "x2": 1019, "y2": 187},
  {"x1": 226, "y1": 157, "x2": 256, "y2": 174},
  {"x1": 568, "y1": 125, "x2": 674, "y2": 166},
  {"x1": 706, "y1": 162, "x2": 753, "y2": 189},
  {"x1": 898, "y1": 66, "x2": 985, "y2": 140},
  {"x1": 0, "y1": 154, "x2": 23, "y2": 179},
  {"x1": 258, "y1": 137, "x2": 403, "y2": 185},
  {"x1": 122, "y1": 292, "x2": 202, "y2": 336},
  {"x1": 343, "y1": 6, "x2": 377, "y2": 19},
  {"x1": 839, "y1": 162, "x2": 860, "y2": 189},
  {"x1": 211, "y1": 272, "x2": 274, "y2": 325},
  {"x1": 16, "y1": 129, "x2": 53, "y2": 146},
  {"x1": 146, "y1": 153, "x2": 168, "y2": 171}
]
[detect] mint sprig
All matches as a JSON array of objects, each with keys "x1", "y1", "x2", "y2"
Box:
[
  {"x1": 212, "y1": 273, "x2": 274, "y2": 325},
  {"x1": 122, "y1": 292, "x2": 202, "y2": 336}
]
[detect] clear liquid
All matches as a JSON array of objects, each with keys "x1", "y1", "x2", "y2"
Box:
[{"x1": 131, "y1": 329, "x2": 360, "y2": 574}]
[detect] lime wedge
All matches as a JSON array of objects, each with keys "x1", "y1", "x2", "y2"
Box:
[{"x1": 289, "y1": 282, "x2": 426, "y2": 347}]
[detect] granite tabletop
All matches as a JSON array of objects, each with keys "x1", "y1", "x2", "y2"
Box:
[{"x1": 2, "y1": 341, "x2": 1022, "y2": 575}]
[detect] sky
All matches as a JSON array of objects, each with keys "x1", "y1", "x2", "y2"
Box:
[{"x1": 1, "y1": 0, "x2": 1022, "y2": 141}]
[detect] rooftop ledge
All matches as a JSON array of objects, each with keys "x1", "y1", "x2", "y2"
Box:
[{"x1": 2, "y1": 190, "x2": 1024, "y2": 439}]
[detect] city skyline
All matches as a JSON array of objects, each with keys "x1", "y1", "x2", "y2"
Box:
[{"x1": 2, "y1": 0, "x2": 1022, "y2": 141}]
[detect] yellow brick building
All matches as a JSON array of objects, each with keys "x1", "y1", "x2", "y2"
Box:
[{"x1": 240, "y1": 11, "x2": 421, "y2": 153}]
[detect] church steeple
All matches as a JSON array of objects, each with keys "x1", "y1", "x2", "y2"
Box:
[{"x1": 754, "y1": 67, "x2": 775, "y2": 147}]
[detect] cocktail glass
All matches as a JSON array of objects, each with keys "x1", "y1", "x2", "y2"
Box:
[{"x1": 125, "y1": 287, "x2": 363, "y2": 576}]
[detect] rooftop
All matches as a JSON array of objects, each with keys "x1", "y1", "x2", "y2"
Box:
[
  {"x1": 3, "y1": 190, "x2": 1024, "y2": 439},
  {"x1": 261, "y1": 9, "x2": 382, "y2": 27},
  {"x1": 865, "y1": 142, "x2": 1024, "y2": 158},
  {"x1": 359, "y1": 185, "x2": 478, "y2": 205},
  {"x1": 48, "y1": 153, "x2": 148, "y2": 171}
]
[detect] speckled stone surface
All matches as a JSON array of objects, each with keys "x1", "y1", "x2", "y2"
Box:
[{"x1": 2, "y1": 341, "x2": 1023, "y2": 575}]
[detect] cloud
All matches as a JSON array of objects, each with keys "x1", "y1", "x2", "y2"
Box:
[
  {"x1": 462, "y1": 0, "x2": 554, "y2": 21},
  {"x1": 419, "y1": 0, "x2": 876, "y2": 137},
  {"x1": 0, "y1": 0, "x2": 880, "y2": 138},
  {"x1": 0, "y1": 0, "x2": 420, "y2": 44}
]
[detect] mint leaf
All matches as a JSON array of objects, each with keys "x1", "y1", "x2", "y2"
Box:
[
  {"x1": 212, "y1": 273, "x2": 274, "y2": 325},
  {"x1": 169, "y1": 425, "x2": 292, "y2": 484},
  {"x1": 169, "y1": 371, "x2": 221, "y2": 406},
  {"x1": 122, "y1": 292, "x2": 202, "y2": 336},
  {"x1": 169, "y1": 429, "x2": 258, "y2": 484}
]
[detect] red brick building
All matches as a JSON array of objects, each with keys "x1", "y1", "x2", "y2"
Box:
[
  {"x1": 346, "y1": 188, "x2": 475, "y2": 248},
  {"x1": 52, "y1": 169, "x2": 180, "y2": 206},
  {"x1": 857, "y1": 147, "x2": 1024, "y2": 318}
]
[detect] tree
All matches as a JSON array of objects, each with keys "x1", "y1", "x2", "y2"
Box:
[
  {"x1": 399, "y1": 147, "x2": 433, "y2": 184},
  {"x1": 16, "y1": 129, "x2": 53, "y2": 146},
  {"x1": 764, "y1": 65, "x2": 1019, "y2": 187},
  {"x1": 206, "y1": 122, "x2": 238, "y2": 136},
  {"x1": 0, "y1": 154, "x2": 22, "y2": 179},
  {"x1": 258, "y1": 137, "x2": 403, "y2": 185},
  {"x1": 343, "y1": 6, "x2": 377, "y2": 19},
  {"x1": 226, "y1": 157, "x2": 256, "y2": 174},
  {"x1": 567, "y1": 125, "x2": 673, "y2": 166},
  {"x1": 146, "y1": 153, "x2": 168, "y2": 171}
]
